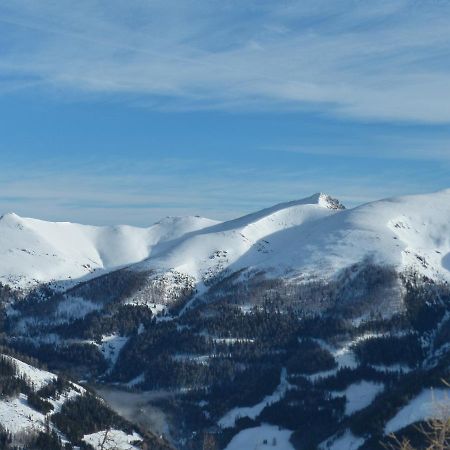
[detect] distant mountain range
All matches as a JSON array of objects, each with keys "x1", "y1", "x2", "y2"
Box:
[
  {"x1": 1, "y1": 190, "x2": 450, "y2": 450},
  {"x1": 3, "y1": 190, "x2": 450, "y2": 316}
]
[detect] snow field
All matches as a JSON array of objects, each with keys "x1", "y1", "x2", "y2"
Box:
[
  {"x1": 332, "y1": 381, "x2": 384, "y2": 416},
  {"x1": 0, "y1": 213, "x2": 217, "y2": 288},
  {"x1": 224, "y1": 424, "x2": 295, "y2": 450},
  {"x1": 385, "y1": 388, "x2": 450, "y2": 434},
  {"x1": 0, "y1": 354, "x2": 84, "y2": 434},
  {"x1": 83, "y1": 429, "x2": 143, "y2": 450},
  {"x1": 0, "y1": 394, "x2": 46, "y2": 434}
]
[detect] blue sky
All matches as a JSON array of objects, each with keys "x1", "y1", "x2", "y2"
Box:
[{"x1": 0, "y1": 0, "x2": 450, "y2": 225}]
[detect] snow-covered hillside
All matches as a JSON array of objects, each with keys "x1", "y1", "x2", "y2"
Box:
[
  {"x1": 0, "y1": 212, "x2": 217, "y2": 289},
  {"x1": 133, "y1": 190, "x2": 450, "y2": 284},
  {"x1": 0, "y1": 353, "x2": 154, "y2": 449},
  {"x1": 0, "y1": 355, "x2": 80, "y2": 435},
  {"x1": 3, "y1": 190, "x2": 450, "y2": 313},
  {"x1": 106, "y1": 189, "x2": 450, "y2": 313},
  {"x1": 132, "y1": 193, "x2": 344, "y2": 284}
]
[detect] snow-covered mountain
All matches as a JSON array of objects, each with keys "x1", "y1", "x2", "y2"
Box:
[
  {"x1": 107, "y1": 189, "x2": 449, "y2": 315},
  {"x1": 3, "y1": 190, "x2": 450, "y2": 450},
  {"x1": 131, "y1": 189, "x2": 450, "y2": 285},
  {"x1": 0, "y1": 212, "x2": 218, "y2": 289},
  {"x1": 2, "y1": 190, "x2": 450, "y2": 315},
  {"x1": 133, "y1": 193, "x2": 345, "y2": 283}
]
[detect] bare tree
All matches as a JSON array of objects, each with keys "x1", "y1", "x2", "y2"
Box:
[
  {"x1": 384, "y1": 385, "x2": 450, "y2": 450},
  {"x1": 384, "y1": 417, "x2": 450, "y2": 450},
  {"x1": 99, "y1": 428, "x2": 119, "y2": 450}
]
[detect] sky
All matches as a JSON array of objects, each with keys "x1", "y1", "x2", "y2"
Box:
[{"x1": 1, "y1": 0, "x2": 450, "y2": 226}]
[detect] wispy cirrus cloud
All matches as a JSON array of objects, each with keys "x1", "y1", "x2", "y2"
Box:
[
  {"x1": 0, "y1": 152, "x2": 446, "y2": 226},
  {"x1": 1, "y1": 0, "x2": 450, "y2": 122},
  {"x1": 263, "y1": 133, "x2": 450, "y2": 162}
]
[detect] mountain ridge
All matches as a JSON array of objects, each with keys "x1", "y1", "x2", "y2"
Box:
[
  {"x1": 2, "y1": 189, "x2": 450, "y2": 319},
  {"x1": 3, "y1": 190, "x2": 450, "y2": 450}
]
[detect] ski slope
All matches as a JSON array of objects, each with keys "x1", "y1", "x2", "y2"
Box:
[{"x1": 333, "y1": 381, "x2": 384, "y2": 416}]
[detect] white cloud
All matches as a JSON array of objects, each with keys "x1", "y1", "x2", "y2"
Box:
[{"x1": 1, "y1": 0, "x2": 450, "y2": 122}]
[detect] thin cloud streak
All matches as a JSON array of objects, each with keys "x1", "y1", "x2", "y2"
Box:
[
  {"x1": 0, "y1": 155, "x2": 445, "y2": 226},
  {"x1": 263, "y1": 139, "x2": 450, "y2": 162},
  {"x1": 1, "y1": 1, "x2": 450, "y2": 122}
]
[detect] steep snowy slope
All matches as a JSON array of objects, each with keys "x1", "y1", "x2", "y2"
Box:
[
  {"x1": 101, "y1": 189, "x2": 450, "y2": 313},
  {"x1": 251, "y1": 189, "x2": 450, "y2": 282},
  {"x1": 129, "y1": 190, "x2": 450, "y2": 286},
  {"x1": 132, "y1": 193, "x2": 344, "y2": 283},
  {"x1": 0, "y1": 353, "x2": 163, "y2": 449},
  {"x1": 0, "y1": 213, "x2": 218, "y2": 289},
  {"x1": 0, "y1": 354, "x2": 80, "y2": 436},
  {"x1": 3, "y1": 189, "x2": 450, "y2": 312}
]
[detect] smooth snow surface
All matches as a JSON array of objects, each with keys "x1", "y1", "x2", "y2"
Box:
[
  {"x1": 4, "y1": 190, "x2": 450, "y2": 299},
  {"x1": 83, "y1": 429, "x2": 142, "y2": 450},
  {"x1": 224, "y1": 425, "x2": 295, "y2": 450},
  {"x1": 135, "y1": 193, "x2": 342, "y2": 282},
  {"x1": 334, "y1": 381, "x2": 384, "y2": 415},
  {"x1": 127, "y1": 190, "x2": 450, "y2": 306},
  {"x1": 0, "y1": 393, "x2": 46, "y2": 434},
  {"x1": 0, "y1": 213, "x2": 217, "y2": 288},
  {"x1": 442, "y1": 253, "x2": 450, "y2": 271},
  {"x1": 385, "y1": 388, "x2": 450, "y2": 434}
]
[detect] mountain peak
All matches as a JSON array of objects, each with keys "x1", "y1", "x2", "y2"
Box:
[
  {"x1": 0, "y1": 212, "x2": 20, "y2": 219},
  {"x1": 0, "y1": 212, "x2": 23, "y2": 225},
  {"x1": 313, "y1": 193, "x2": 346, "y2": 210}
]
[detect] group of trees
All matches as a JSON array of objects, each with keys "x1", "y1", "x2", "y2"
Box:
[
  {"x1": 51, "y1": 392, "x2": 130, "y2": 443},
  {"x1": 315, "y1": 365, "x2": 396, "y2": 391},
  {"x1": 11, "y1": 341, "x2": 108, "y2": 378},
  {"x1": 183, "y1": 302, "x2": 301, "y2": 343},
  {"x1": 262, "y1": 387, "x2": 345, "y2": 449},
  {"x1": 2, "y1": 269, "x2": 450, "y2": 450},
  {"x1": 26, "y1": 375, "x2": 74, "y2": 414},
  {"x1": 0, "y1": 343, "x2": 138, "y2": 450},
  {"x1": 0, "y1": 355, "x2": 31, "y2": 398},
  {"x1": 286, "y1": 339, "x2": 337, "y2": 375},
  {"x1": 402, "y1": 273, "x2": 450, "y2": 333},
  {"x1": 353, "y1": 334, "x2": 424, "y2": 368},
  {"x1": 0, "y1": 425, "x2": 72, "y2": 450},
  {"x1": 52, "y1": 304, "x2": 155, "y2": 341}
]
